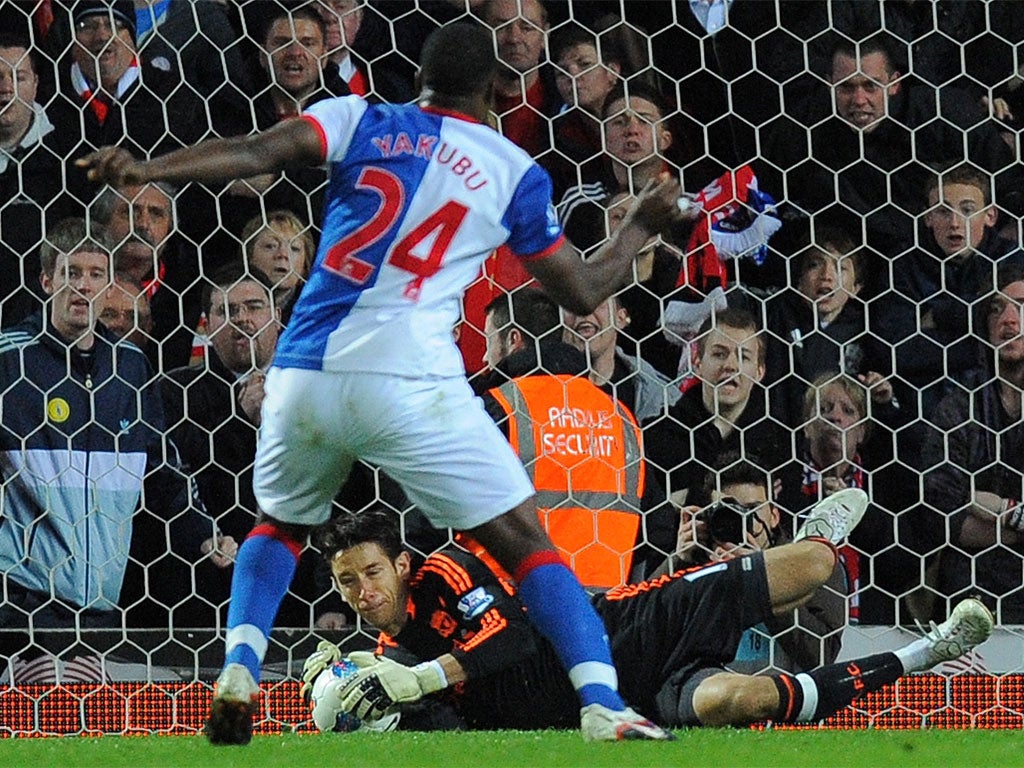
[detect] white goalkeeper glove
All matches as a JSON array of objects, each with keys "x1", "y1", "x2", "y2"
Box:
[
  {"x1": 338, "y1": 651, "x2": 448, "y2": 721},
  {"x1": 299, "y1": 639, "x2": 342, "y2": 704}
]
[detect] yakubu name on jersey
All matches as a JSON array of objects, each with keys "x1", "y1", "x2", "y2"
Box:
[{"x1": 276, "y1": 96, "x2": 564, "y2": 377}]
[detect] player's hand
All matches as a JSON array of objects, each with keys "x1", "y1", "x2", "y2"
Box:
[
  {"x1": 299, "y1": 640, "x2": 342, "y2": 704},
  {"x1": 76, "y1": 147, "x2": 149, "y2": 186},
  {"x1": 338, "y1": 652, "x2": 445, "y2": 721},
  {"x1": 200, "y1": 535, "x2": 238, "y2": 568},
  {"x1": 631, "y1": 173, "x2": 684, "y2": 234}
]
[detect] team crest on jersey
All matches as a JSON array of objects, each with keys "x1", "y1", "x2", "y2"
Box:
[
  {"x1": 457, "y1": 586, "x2": 494, "y2": 619},
  {"x1": 545, "y1": 202, "x2": 559, "y2": 236}
]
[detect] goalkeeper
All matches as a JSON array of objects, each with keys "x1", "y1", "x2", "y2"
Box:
[{"x1": 304, "y1": 495, "x2": 992, "y2": 730}]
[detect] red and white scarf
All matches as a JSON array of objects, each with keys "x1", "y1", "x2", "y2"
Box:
[{"x1": 70, "y1": 57, "x2": 140, "y2": 125}]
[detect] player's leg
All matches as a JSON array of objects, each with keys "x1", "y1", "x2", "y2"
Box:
[
  {"x1": 761, "y1": 539, "x2": 838, "y2": 614},
  {"x1": 469, "y1": 503, "x2": 673, "y2": 741},
  {"x1": 206, "y1": 368, "x2": 356, "y2": 746},
  {"x1": 376, "y1": 376, "x2": 671, "y2": 741},
  {"x1": 684, "y1": 597, "x2": 994, "y2": 726},
  {"x1": 689, "y1": 660, "x2": 903, "y2": 726},
  {"x1": 766, "y1": 487, "x2": 870, "y2": 612},
  {"x1": 207, "y1": 513, "x2": 309, "y2": 745}
]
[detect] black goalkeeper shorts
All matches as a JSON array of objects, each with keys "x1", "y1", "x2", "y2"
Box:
[{"x1": 594, "y1": 551, "x2": 773, "y2": 726}]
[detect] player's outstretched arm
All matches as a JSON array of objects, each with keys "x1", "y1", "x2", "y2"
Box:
[
  {"x1": 526, "y1": 174, "x2": 685, "y2": 315},
  {"x1": 77, "y1": 117, "x2": 325, "y2": 188}
]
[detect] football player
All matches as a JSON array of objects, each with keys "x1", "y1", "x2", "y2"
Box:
[
  {"x1": 305, "y1": 494, "x2": 992, "y2": 731},
  {"x1": 80, "y1": 20, "x2": 685, "y2": 745}
]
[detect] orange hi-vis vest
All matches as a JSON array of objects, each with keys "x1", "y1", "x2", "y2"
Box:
[{"x1": 489, "y1": 374, "x2": 645, "y2": 589}]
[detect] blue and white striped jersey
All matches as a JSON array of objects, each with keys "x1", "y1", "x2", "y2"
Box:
[{"x1": 275, "y1": 96, "x2": 565, "y2": 377}]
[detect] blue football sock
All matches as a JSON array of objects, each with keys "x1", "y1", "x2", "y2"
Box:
[
  {"x1": 516, "y1": 558, "x2": 624, "y2": 711},
  {"x1": 223, "y1": 528, "x2": 300, "y2": 682}
]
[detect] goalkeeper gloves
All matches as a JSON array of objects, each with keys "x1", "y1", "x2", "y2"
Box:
[
  {"x1": 299, "y1": 639, "x2": 342, "y2": 704},
  {"x1": 338, "y1": 651, "x2": 448, "y2": 721}
]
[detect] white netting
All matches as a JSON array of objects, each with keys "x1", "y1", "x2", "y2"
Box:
[{"x1": 1, "y1": 0, "x2": 1023, "y2": 735}]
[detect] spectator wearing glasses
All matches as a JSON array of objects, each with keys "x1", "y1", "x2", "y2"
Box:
[{"x1": 98, "y1": 270, "x2": 153, "y2": 351}]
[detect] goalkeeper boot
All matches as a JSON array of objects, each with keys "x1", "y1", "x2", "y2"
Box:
[
  {"x1": 206, "y1": 663, "x2": 260, "y2": 745},
  {"x1": 794, "y1": 488, "x2": 868, "y2": 544},
  {"x1": 580, "y1": 704, "x2": 675, "y2": 742},
  {"x1": 920, "y1": 598, "x2": 994, "y2": 668}
]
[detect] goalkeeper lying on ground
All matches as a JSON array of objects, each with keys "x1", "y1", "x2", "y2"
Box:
[{"x1": 303, "y1": 491, "x2": 992, "y2": 731}]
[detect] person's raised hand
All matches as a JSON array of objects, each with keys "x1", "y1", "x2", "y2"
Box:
[{"x1": 76, "y1": 147, "x2": 149, "y2": 187}]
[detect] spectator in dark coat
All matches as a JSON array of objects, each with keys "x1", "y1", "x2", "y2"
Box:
[
  {"x1": 134, "y1": 0, "x2": 256, "y2": 139},
  {"x1": 0, "y1": 32, "x2": 74, "y2": 327},
  {"x1": 644, "y1": 307, "x2": 792, "y2": 508},
  {"x1": 920, "y1": 263, "x2": 1024, "y2": 625},
  {"x1": 760, "y1": 34, "x2": 1022, "y2": 285},
  {"x1": 46, "y1": 1, "x2": 202, "y2": 206},
  {"x1": 765, "y1": 226, "x2": 893, "y2": 429},
  {"x1": 874, "y1": 164, "x2": 1024, "y2": 431}
]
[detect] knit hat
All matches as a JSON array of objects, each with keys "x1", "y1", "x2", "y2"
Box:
[{"x1": 73, "y1": 1, "x2": 137, "y2": 39}]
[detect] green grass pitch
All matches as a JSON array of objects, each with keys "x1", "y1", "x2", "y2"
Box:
[{"x1": 2, "y1": 729, "x2": 1023, "y2": 768}]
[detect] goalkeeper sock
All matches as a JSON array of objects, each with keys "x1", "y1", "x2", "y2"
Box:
[
  {"x1": 223, "y1": 523, "x2": 302, "y2": 682},
  {"x1": 515, "y1": 552, "x2": 624, "y2": 712},
  {"x1": 770, "y1": 653, "x2": 903, "y2": 722}
]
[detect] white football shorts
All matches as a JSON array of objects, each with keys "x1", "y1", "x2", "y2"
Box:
[{"x1": 253, "y1": 367, "x2": 535, "y2": 529}]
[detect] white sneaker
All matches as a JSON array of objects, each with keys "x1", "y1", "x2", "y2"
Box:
[
  {"x1": 206, "y1": 663, "x2": 260, "y2": 745},
  {"x1": 580, "y1": 703, "x2": 675, "y2": 742},
  {"x1": 922, "y1": 598, "x2": 994, "y2": 667},
  {"x1": 794, "y1": 488, "x2": 868, "y2": 544}
]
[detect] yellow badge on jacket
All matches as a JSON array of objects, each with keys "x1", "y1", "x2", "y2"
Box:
[{"x1": 47, "y1": 398, "x2": 71, "y2": 423}]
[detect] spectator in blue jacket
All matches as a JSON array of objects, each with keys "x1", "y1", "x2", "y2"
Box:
[{"x1": 0, "y1": 217, "x2": 232, "y2": 672}]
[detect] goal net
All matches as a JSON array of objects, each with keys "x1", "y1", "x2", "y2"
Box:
[{"x1": 1, "y1": 0, "x2": 1022, "y2": 736}]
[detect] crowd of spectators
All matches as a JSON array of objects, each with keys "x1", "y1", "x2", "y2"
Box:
[{"x1": 2, "y1": 0, "x2": 1024, "y2": 679}]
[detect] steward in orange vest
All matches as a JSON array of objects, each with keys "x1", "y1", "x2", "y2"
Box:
[{"x1": 476, "y1": 342, "x2": 675, "y2": 589}]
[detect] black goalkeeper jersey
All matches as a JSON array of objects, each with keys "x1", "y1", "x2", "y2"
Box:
[
  {"x1": 381, "y1": 547, "x2": 777, "y2": 727},
  {"x1": 382, "y1": 549, "x2": 579, "y2": 730}
]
